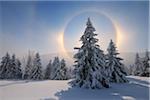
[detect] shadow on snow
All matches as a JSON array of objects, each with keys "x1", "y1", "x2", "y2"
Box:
[{"x1": 54, "y1": 78, "x2": 149, "y2": 100}]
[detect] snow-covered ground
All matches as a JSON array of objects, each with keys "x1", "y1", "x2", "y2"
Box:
[{"x1": 0, "y1": 76, "x2": 149, "y2": 100}]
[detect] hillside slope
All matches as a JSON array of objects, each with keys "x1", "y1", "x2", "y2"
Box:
[{"x1": 0, "y1": 76, "x2": 149, "y2": 100}]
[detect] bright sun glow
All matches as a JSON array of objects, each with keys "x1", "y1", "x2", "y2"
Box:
[
  {"x1": 58, "y1": 32, "x2": 65, "y2": 53},
  {"x1": 57, "y1": 32, "x2": 71, "y2": 59},
  {"x1": 114, "y1": 23, "x2": 124, "y2": 50}
]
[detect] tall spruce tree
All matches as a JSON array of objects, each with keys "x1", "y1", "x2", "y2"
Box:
[
  {"x1": 30, "y1": 53, "x2": 43, "y2": 80},
  {"x1": 0, "y1": 53, "x2": 11, "y2": 79},
  {"x1": 71, "y1": 18, "x2": 109, "y2": 89},
  {"x1": 44, "y1": 60, "x2": 52, "y2": 79},
  {"x1": 106, "y1": 40, "x2": 128, "y2": 83}
]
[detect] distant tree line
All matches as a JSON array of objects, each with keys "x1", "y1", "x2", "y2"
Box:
[
  {"x1": 0, "y1": 52, "x2": 71, "y2": 80},
  {"x1": 129, "y1": 51, "x2": 150, "y2": 77}
]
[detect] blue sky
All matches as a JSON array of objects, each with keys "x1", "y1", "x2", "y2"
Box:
[{"x1": 0, "y1": 1, "x2": 149, "y2": 57}]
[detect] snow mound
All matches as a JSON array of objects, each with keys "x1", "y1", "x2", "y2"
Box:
[{"x1": 0, "y1": 76, "x2": 149, "y2": 100}]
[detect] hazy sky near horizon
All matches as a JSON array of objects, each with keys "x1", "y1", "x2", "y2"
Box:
[{"x1": 0, "y1": 1, "x2": 149, "y2": 57}]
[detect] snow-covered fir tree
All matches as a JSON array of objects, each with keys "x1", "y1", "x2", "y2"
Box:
[
  {"x1": 0, "y1": 53, "x2": 22, "y2": 79},
  {"x1": 134, "y1": 53, "x2": 143, "y2": 76},
  {"x1": 14, "y1": 59, "x2": 23, "y2": 79},
  {"x1": 106, "y1": 40, "x2": 128, "y2": 83},
  {"x1": 53, "y1": 59, "x2": 68, "y2": 80},
  {"x1": 0, "y1": 53, "x2": 11, "y2": 79},
  {"x1": 44, "y1": 60, "x2": 52, "y2": 79},
  {"x1": 7, "y1": 54, "x2": 22, "y2": 79},
  {"x1": 24, "y1": 52, "x2": 33, "y2": 79},
  {"x1": 30, "y1": 53, "x2": 43, "y2": 80},
  {"x1": 51, "y1": 57, "x2": 60, "y2": 79},
  {"x1": 71, "y1": 18, "x2": 109, "y2": 89},
  {"x1": 7, "y1": 54, "x2": 16, "y2": 79},
  {"x1": 141, "y1": 51, "x2": 150, "y2": 77},
  {"x1": 60, "y1": 59, "x2": 68, "y2": 80}
]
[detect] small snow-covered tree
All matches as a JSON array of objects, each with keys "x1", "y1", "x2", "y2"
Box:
[
  {"x1": 67, "y1": 67, "x2": 73, "y2": 79},
  {"x1": 30, "y1": 53, "x2": 43, "y2": 80},
  {"x1": 134, "y1": 53, "x2": 143, "y2": 76},
  {"x1": 141, "y1": 51, "x2": 150, "y2": 77},
  {"x1": 15, "y1": 59, "x2": 22, "y2": 79},
  {"x1": 71, "y1": 18, "x2": 109, "y2": 89},
  {"x1": 60, "y1": 59, "x2": 68, "y2": 80},
  {"x1": 129, "y1": 65, "x2": 135, "y2": 75},
  {"x1": 53, "y1": 59, "x2": 68, "y2": 80},
  {"x1": 24, "y1": 52, "x2": 33, "y2": 79},
  {"x1": 106, "y1": 40, "x2": 128, "y2": 83},
  {"x1": 0, "y1": 53, "x2": 11, "y2": 79},
  {"x1": 44, "y1": 60, "x2": 52, "y2": 79},
  {"x1": 51, "y1": 57, "x2": 60, "y2": 79},
  {"x1": 7, "y1": 54, "x2": 16, "y2": 79}
]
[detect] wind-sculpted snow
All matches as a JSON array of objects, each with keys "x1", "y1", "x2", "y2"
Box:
[{"x1": 0, "y1": 76, "x2": 149, "y2": 100}]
